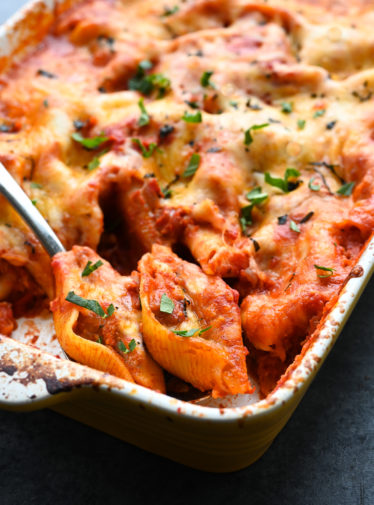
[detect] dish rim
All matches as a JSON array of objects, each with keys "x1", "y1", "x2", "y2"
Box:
[{"x1": 0, "y1": 0, "x2": 373, "y2": 422}]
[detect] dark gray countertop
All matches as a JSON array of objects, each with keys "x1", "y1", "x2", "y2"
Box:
[{"x1": 0, "y1": 2, "x2": 373, "y2": 504}]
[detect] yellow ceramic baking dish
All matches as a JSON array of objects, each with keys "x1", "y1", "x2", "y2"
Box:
[{"x1": 0, "y1": 0, "x2": 373, "y2": 472}]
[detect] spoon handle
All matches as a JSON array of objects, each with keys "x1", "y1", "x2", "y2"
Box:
[{"x1": 0, "y1": 162, "x2": 65, "y2": 257}]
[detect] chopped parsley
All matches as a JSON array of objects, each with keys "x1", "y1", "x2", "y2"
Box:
[
  {"x1": 281, "y1": 101, "x2": 293, "y2": 114},
  {"x1": 244, "y1": 123, "x2": 269, "y2": 146},
  {"x1": 183, "y1": 153, "x2": 201, "y2": 178},
  {"x1": 240, "y1": 187, "x2": 268, "y2": 232},
  {"x1": 138, "y1": 98, "x2": 150, "y2": 127},
  {"x1": 246, "y1": 186, "x2": 268, "y2": 205},
  {"x1": 308, "y1": 177, "x2": 321, "y2": 191},
  {"x1": 118, "y1": 339, "x2": 137, "y2": 354},
  {"x1": 199, "y1": 326, "x2": 212, "y2": 335},
  {"x1": 128, "y1": 60, "x2": 153, "y2": 94},
  {"x1": 31, "y1": 199, "x2": 37, "y2": 206},
  {"x1": 72, "y1": 132, "x2": 108, "y2": 150},
  {"x1": 313, "y1": 109, "x2": 326, "y2": 118},
  {"x1": 132, "y1": 138, "x2": 157, "y2": 158},
  {"x1": 265, "y1": 168, "x2": 301, "y2": 193},
  {"x1": 161, "y1": 186, "x2": 172, "y2": 199},
  {"x1": 182, "y1": 110, "x2": 202, "y2": 123},
  {"x1": 314, "y1": 265, "x2": 334, "y2": 278},
  {"x1": 147, "y1": 73, "x2": 171, "y2": 98},
  {"x1": 87, "y1": 157, "x2": 100, "y2": 171},
  {"x1": 160, "y1": 294, "x2": 174, "y2": 314},
  {"x1": 337, "y1": 181, "x2": 355, "y2": 196},
  {"x1": 65, "y1": 291, "x2": 115, "y2": 318},
  {"x1": 289, "y1": 220, "x2": 300, "y2": 233},
  {"x1": 129, "y1": 60, "x2": 170, "y2": 98},
  {"x1": 200, "y1": 71, "x2": 215, "y2": 88},
  {"x1": 86, "y1": 149, "x2": 108, "y2": 171},
  {"x1": 173, "y1": 326, "x2": 212, "y2": 337},
  {"x1": 81, "y1": 260, "x2": 103, "y2": 277},
  {"x1": 161, "y1": 5, "x2": 179, "y2": 16},
  {"x1": 106, "y1": 304, "x2": 116, "y2": 317},
  {"x1": 297, "y1": 119, "x2": 306, "y2": 130},
  {"x1": 30, "y1": 182, "x2": 42, "y2": 189},
  {"x1": 240, "y1": 205, "x2": 254, "y2": 232}
]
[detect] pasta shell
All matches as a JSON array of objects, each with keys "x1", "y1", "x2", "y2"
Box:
[
  {"x1": 139, "y1": 245, "x2": 253, "y2": 397},
  {"x1": 51, "y1": 246, "x2": 165, "y2": 393}
]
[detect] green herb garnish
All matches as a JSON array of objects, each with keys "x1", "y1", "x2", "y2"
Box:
[
  {"x1": 81, "y1": 260, "x2": 103, "y2": 277},
  {"x1": 244, "y1": 123, "x2": 269, "y2": 146},
  {"x1": 308, "y1": 177, "x2": 321, "y2": 191},
  {"x1": 265, "y1": 168, "x2": 301, "y2": 193},
  {"x1": 138, "y1": 98, "x2": 150, "y2": 126},
  {"x1": 161, "y1": 187, "x2": 172, "y2": 198},
  {"x1": 160, "y1": 294, "x2": 174, "y2": 314},
  {"x1": 246, "y1": 186, "x2": 268, "y2": 205},
  {"x1": 289, "y1": 220, "x2": 300, "y2": 233},
  {"x1": 162, "y1": 5, "x2": 179, "y2": 16},
  {"x1": 200, "y1": 71, "x2": 215, "y2": 88},
  {"x1": 106, "y1": 304, "x2": 115, "y2": 317},
  {"x1": 281, "y1": 102, "x2": 293, "y2": 114},
  {"x1": 72, "y1": 132, "x2": 108, "y2": 150},
  {"x1": 336, "y1": 181, "x2": 355, "y2": 196},
  {"x1": 132, "y1": 138, "x2": 157, "y2": 158},
  {"x1": 118, "y1": 339, "x2": 137, "y2": 354},
  {"x1": 313, "y1": 109, "x2": 326, "y2": 118},
  {"x1": 198, "y1": 326, "x2": 212, "y2": 334},
  {"x1": 182, "y1": 110, "x2": 202, "y2": 123},
  {"x1": 240, "y1": 205, "x2": 254, "y2": 232},
  {"x1": 65, "y1": 291, "x2": 115, "y2": 318},
  {"x1": 30, "y1": 182, "x2": 42, "y2": 189},
  {"x1": 183, "y1": 153, "x2": 201, "y2": 178},
  {"x1": 129, "y1": 61, "x2": 170, "y2": 98},
  {"x1": 87, "y1": 157, "x2": 100, "y2": 171},
  {"x1": 173, "y1": 326, "x2": 212, "y2": 337},
  {"x1": 297, "y1": 119, "x2": 306, "y2": 130},
  {"x1": 314, "y1": 265, "x2": 335, "y2": 278},
  {"x1": 240, "y1": 187, "x2": 268, "y2": 232}
]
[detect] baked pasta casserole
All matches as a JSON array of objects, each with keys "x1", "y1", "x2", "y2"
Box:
[{"x1": 0, "y1": 0, "x2": 373, "y2": 398}]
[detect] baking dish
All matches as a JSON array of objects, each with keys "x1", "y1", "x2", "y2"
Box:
[{"x1": 0, "y1": 0, "x2": 373, "y2": 472}]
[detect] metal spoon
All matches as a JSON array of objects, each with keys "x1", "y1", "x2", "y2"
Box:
[
  {"x1": 0, "y1": 162, "x2": 68, "y2": 358},
  {"x1": 0, "y1": 162, "x2": 65, "y2": 256}
]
